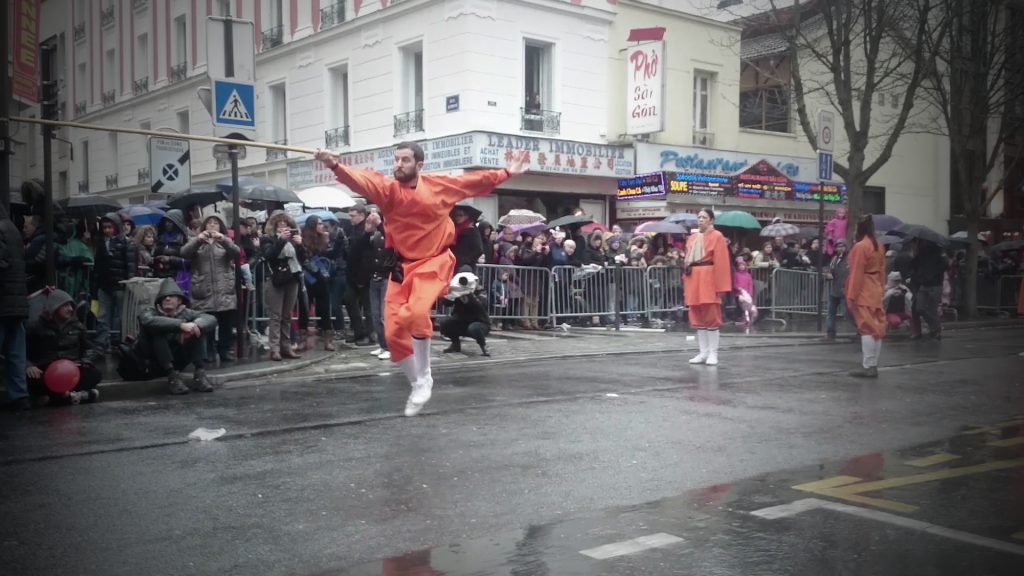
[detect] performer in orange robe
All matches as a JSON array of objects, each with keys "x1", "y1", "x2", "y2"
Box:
[
  {"x1": 316, "y1": 143, "x2": 527, "y2": 416},
  {"x1": 683, "y1": 208, "x2": 732, "y2": 366},
  {"x1": 845, "y1": 215, "x2": 886, "y2": 378}
]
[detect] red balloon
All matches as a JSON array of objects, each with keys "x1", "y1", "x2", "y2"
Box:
[{"x1": 44, "y1": 359, "x2": 80, "y2": 394}]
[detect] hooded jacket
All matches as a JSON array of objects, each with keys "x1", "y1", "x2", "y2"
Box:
[
  {"x1": 137, "y1": 278, "x2": 217, "y2": 338},
  {"x1": 93, "y1": 212, "x2": 137, "y2": 292},
  {"x1": 181, "y1": 215, "x2": 240, "y2": 312},
  {"x1": 0, "y1": 204, "x2": 29, "y2": 319},
  {"x1": 26, "y1": 289, "x2": 96, "y2": 368},
  {"x1": 261, "y1": 212, "x2": 305, "y2": 285},
  {"x1": 580, "y1": 231, "x2": 609, "y2": 266},
  {"x1": 153, "y1": 209, "x2": 190, "y2": 278}
]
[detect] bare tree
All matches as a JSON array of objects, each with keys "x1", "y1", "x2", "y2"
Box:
[
  {"x1": 921, "y1": 0, "x2": 1024, "y2": 317},
  {"x1": 763, "y1": 0, "x2": 934, "y2": 236}
]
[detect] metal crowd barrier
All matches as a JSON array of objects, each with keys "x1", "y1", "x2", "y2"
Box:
[
  {"x1": 977, "y1": 274, "x2": 1023, "y2": 316},
  {"x1": 476, "y1": 264, "x2": 553, "y2": 322},
  {"x1": 120, "y1": 277, "x2": 164, "y2": 340},
  {"x1": 769, "y1": 267, "x2": 831, "y2": 320},
  {"x1": 643, "y1": 266, "x2": 685, "y2": 319}
]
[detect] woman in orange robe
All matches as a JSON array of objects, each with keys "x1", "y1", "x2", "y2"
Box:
[
  {"x1": 316, "y1": 144, "x2": 527, "y2": 416},
  {"x1": 683, "y1": 208, "x2": 733, "y2": 366},
  {"x1": 845, "y1": 215, "x2": 886, "y2": 377}
]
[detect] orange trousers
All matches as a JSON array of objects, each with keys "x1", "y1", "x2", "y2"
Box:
[
  {"x1": 385, "y1": 251, "x2": 456, "y2": 363},
  {"x1": 851, "y1": 304, "x2": 886, "y2": 340},
  {"x1": 688, "y1": 303, "x2": 723, "y2": 329}
]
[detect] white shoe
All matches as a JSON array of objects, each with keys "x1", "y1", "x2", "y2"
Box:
[
  {"x1": 705, "y1": 354, "x2": 718, "y2": 366},
  {"x1": 688, "y1": 353, "x2": 707, "y2": 364},
  {"x1": 377, "y1": 350, "x2": 391, "y2": 360},
  {"x1": 404, "y1": 375, "x2": 433, "y2": 416},
  {"x1": 369, "y1": 347, "x2": 383, "y2": 356}
]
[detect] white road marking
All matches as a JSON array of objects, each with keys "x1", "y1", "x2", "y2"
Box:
[
  {"x1": 750, "y1": 498, "x2": 1024, "y2": 557},
  {"x1": 579, "y1": 532, "x2": 684, "y2": 560}
]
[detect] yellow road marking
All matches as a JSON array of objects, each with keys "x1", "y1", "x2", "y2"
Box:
[
  {"x1": 962, "y1": 419, "x2": 1024, "y2": 435},
  {"x1": 905, "y1": 453, "x2": 961, "y2": 468},
  {"x1": 792, "y1": 458, "x2": 1024, "y2": 513},
  {"x1": 1013, "y1": 532, "x2": 1024, "y2": 541},
  {"x1": 987, "y1": 437, "x2": 1024, "y2": 448}
]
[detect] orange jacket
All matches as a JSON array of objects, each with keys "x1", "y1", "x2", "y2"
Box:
[
  {"x1": 845, "y1": 236, "x2": 885, "y2": 308},
  {"x1": 330, "y1": 166, "x2": 509, "y2": 261},
  {"x1": 683, "y1": 229, "x2": 732, "y2": 306}
]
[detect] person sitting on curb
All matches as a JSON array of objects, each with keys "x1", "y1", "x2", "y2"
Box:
[
  {"x1": 440, "y1": 272, "x2": 491, "y2": 357},
  {"x1": 26, "y1": 289, "x2": 102, "y2": 406},
  {"x1": 135, "y1": 278, "x2": 217, "y2": 395}
]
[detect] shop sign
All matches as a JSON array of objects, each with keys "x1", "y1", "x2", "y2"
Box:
[
  {"x1": 287, "y1": 132, "x2": 635, "y2": 189},
  {"x1": 636, "y1": 142, "x2": 817, "y2": 181},
  {"x1": 616, "y1": 203, "x2": 670, "y2": 220},
  {"x1": 735, "y1": 160, "x2": 794, "y2": 201},
  {"x1": 666, "y1": 172, "x2": 732, "y2": 196},
  {"x1": 625, "y1": 41, "x2": 664, "y2": 135},
  {"x1": 617, "y1": 172, "x2": 666, "y2": 201}
]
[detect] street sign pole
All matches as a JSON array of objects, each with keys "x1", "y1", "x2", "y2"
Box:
[
  {"x1": 229, "y1": 144, "x2": 244, "y2": 359},
  {"x1": 816, "y1": 110, "x2": 835, "y2": 335},
  {"x1": 817, "y1": 176, "x2": 825, "y2": 333},
  {"x1": 41, "y1": 44, "x2": 56, "y2": 288}
]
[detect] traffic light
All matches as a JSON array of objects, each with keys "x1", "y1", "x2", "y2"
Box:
[{"x1": 40, "y1": 44, "x2": 58, "y2": 120}]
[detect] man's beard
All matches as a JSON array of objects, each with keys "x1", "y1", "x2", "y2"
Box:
[{"x1": 394, "y1": 167, "x2": 418, "y2": 184}]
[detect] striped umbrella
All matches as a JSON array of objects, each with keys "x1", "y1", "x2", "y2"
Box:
[{"x1": 760, "y1": 222, "x2": 801, "y2": 237}]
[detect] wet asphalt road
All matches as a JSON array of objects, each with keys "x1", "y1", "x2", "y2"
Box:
[{"x1": 1, "y1": 326, "x2": 1022, "y2": 576}]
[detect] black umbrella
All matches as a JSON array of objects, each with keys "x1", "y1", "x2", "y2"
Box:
[
  {"x1": 547, "y1": 214, "x2": 594, "y2": 229},
  {"x1": 888, "y1": 223, "x2": 950, "y2": 247},
  {"x1": 165, "y1": 187, "x2": 227, "y2": 210},
  {"x1": 990, "y1": 239, "x2": 1024, "y2": 253},
  {"x1": 58, "y1": 194, "x2": 123, "y2": 219},
  {"x1": 217, "y1": 176, "x2": 301, "y2": 204},
  {"x1": 452, "y1": 204, "x2": 482, "y2": 222}
]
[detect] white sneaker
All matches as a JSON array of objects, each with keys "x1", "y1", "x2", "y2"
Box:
[
  {"x1": 705, "y1": 354, "x2": 718, "y2": 366},
  {"x1": 369, "y1": 347, "x2": 383, "y2": 356},
  {"x1": 404, "y1": 376, "x2": 433, "y2": 417},
  {"x1": 377, "y1": 350, "x2": 391, "y2": 360},
  {"x1": 689, "y1": 353, "x2": 708, "y2": 365}
]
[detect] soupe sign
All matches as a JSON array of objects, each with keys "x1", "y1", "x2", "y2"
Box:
[{"x1": 626, "y1": 41, "x2": 664, "y2": 135}]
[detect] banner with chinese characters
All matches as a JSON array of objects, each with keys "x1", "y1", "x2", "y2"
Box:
[
  {"x1": 288, "y1": 132, "x2": 635, "y2": 190},
  {"x1": 13, "y1": 0, "x2": 41, "y2": 105},
  {"x1": 617, "y1": 172, "x2": 666, "y2": 201}
]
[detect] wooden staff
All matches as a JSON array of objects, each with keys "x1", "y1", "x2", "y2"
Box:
[{"x1": 9, "y1": 116, "x2": 323, "y2": 155}]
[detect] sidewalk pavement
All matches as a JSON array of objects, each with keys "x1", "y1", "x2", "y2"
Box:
[{"x1": 15, "y1": 316, "x2": 1024, "y2": 403}]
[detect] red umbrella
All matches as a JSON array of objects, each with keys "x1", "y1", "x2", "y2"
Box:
[{"x1": 580, "y1": 222, "x2": 607, "y2": 234}]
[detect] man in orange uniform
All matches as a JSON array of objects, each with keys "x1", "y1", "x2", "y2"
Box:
[
  {"x1": 683, "y1": 208, "x2": 732, "y2": 366},
  {"x1": 315, "y1": 143, "x2": 527, "y2": 415},
  {"x1": 845, "y1": 215, "x2": 886, "y2": 378}
]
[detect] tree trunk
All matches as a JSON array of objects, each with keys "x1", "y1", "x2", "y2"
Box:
[
  {"x1": 843, "y1": 152, "x2": 867, "y2": 242},
  {"x1": 963, "y1": 216, "x2": 980, "y2": 319}
]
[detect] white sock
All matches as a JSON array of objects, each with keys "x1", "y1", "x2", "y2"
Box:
[
  {"x1": 707, "y1": 330, "x2": 720, "y2": 355},
  {"x1": 412, "y1": 337, "x2": 432, "y2": 382},
  {"x1": 872, "y1": 339, "x2": 882, "y2": 368},
  {"x1": 397, "y1": 356, "x2": 418, "y2": 386},
  {"x1": 861, "y1": 335, "x2": 874, "y2": 368}
]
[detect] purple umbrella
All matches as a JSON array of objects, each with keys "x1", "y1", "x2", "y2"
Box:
[{"x1": 871, "y1": 214, "x2": 903, "y2": 232}]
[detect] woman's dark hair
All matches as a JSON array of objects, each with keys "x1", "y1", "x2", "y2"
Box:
[
  {"x1": 699, "y1": 207, "x2": 715, "y2": 220},
  {"x1": 855, "y1": 214, "x2": 878, "y2": 251},
  {"x1": 302, "y1": 215, "x2": 328, "y2": 253}
]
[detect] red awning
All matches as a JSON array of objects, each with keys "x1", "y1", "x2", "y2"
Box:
[{"x1": 627, "y1": 27, "x2": 666, "y2": 42}]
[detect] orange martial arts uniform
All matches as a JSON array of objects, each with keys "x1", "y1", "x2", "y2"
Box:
[
  {"x1": 683, "y1": 229, "x2": 732, "y2": 329},
  {"x1": 329, "y1": 164, "x2": 510, "y2": 363},
  {"x1": 845, "y1": 237, "x2": 887, "y2": 340}
]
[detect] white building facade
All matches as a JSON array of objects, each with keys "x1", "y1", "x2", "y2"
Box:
[{"x1": 18, "y1": 0, "x2": 634, "y2": 225}]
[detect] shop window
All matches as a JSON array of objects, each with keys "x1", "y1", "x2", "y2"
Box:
[{"x1": 863, "y1": 186, "x2": 885, "y2": 215}]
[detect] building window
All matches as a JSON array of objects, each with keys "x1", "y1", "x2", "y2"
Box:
[
  {"x1": 326, "y1": 65, "x2": 350, "y2": 147},
  {"x1": 173, "y1": 15, "x2": 188, "y2": 68},
  {"x1": 694, "y1": 72, "x2": 713, "y2": 132},
  {"x1": 262, "y1": 0, "x2": 284, "y2": 49},
  {"x1": 107, "y1": 132, "x2": 119, "y2": 188},
  {"x1": 395, "y1": 43, "x2": 424, "y2": 136},
  {"x1": 268, "y1": 82, "x2": 288, "y2": 160},
  {"x1": 104, "y1": 48, "x2": 116, "y2": 96},
  {"x1": 863, "y1": 186, "x2": 886, "y2": 215},
  {"x1": 80, "y1": 139, "x2": 90, "y2": 185},
  {"x1": 522, "y1": 40, "x2": 555, "y2": 133},
  {"x1": 216, "y1": 0, "x2": 231, "y2": 16},
  {"x1": 135, "y1": 33, "x2": 149, "y2": 81},
  {"x1": 76, "y1": 62, "x2": 88, "y2": 104},
  {"x1": 177, "y1": 109, "x2": 190, "y2": 135}
]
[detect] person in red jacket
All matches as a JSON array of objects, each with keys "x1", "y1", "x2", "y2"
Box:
[
  {"x1": 846, "y1": 215, "x2": 887, "y2": 377},
  {"x1": 315, "y1": 143, "x2": 527, "y2": 416}
]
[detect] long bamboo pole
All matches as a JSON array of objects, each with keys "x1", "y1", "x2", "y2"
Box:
[{"x1": 9, "y1": 116, "x2": 322, "y2": 155}]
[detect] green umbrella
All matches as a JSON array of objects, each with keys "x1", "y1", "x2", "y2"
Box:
[{"x1": 715, "y1": 210, "x2": 761, "y2": 230}]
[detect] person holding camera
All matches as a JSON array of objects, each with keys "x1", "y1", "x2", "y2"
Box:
[
  {"x1": 181, "y1": 215, "x2": 241, "y2": 362},
  {"x1": 298, "y1": 215, "x2": 339, "y2": 351},
  {"x1": 261, "y1": 212, "x2": 305, "y2": 361}
]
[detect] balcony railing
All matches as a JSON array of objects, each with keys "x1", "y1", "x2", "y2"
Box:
[
  {"x1": 393, "y1": 110, "x2": 424, "y2": 137},
  {"x1": 78, "y1": 180, "x2": 89, "y2": 194},
  {"x1": 266, "y1": 139, "x2": 288, "y2": 161},
  {"x1": 320, "y1": 2, "x2": 346, "y2": 28},
  {"x1": 101, "y1": 89, "x2": 116, "y2": 107},
  {"x1": 106, "y1": 174, "x2": 119, "y2": 190},
  {"x1": 262, "y1": 25, "x2": 283, "y2": 50},
  {"x1": 325, "y1": 126, "x2": 350, "y2": 148},
  {"x1": 133, "y1": 0, "x2": 148, "y2": 11},
  {"x1": 101, "y1": 4, "x2": 115, "y2": 28},
  {"x1": 692, "y1": 130, "x2": 715, "y2": 148},
  {"x1": 73, "y1": 22, "x2": 86, "y2": 43},
  {"x1": 138, "y1": 168, "x2": 150, "y2": 184},
  {"x1": 133, "y1": 77, "x2": 149, "y2": 95},
  {"x1": 170, "y1": 62, "x2": 188, "y2": 84},
  {"x1": 74, "y1": 101, "x2": 87, "y2": 116},
  {"x1": 520, "y1": 108, "x2": 561, "y2": 135}
]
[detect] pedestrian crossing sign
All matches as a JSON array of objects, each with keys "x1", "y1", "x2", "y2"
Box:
[{"x1": 212, "y1": 78, "x2": 255, "y2": 130}]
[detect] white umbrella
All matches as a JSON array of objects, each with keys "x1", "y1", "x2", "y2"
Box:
[{"x1": 297, "y1": 186, "x2": 357, "y2": 209}]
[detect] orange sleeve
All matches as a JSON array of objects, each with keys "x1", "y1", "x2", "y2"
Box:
[
  {"x1": 331, "y1": 164, "x2": 394, "y2": 210},
  {"x1": 711, "y1": 233, "x2": 732, "y2": 294},
  {"x1": 846, "y1": 243, "x2": 865, "y2": 301},
  {"x1": 424, "y1": 169, "x2": 510, "y2": 204}
]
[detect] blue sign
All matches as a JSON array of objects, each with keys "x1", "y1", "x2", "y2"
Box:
[
  {"x1": 817, "y1": 151, "x2": 833, "y2": 181},
  {"x1": 446, "y1": 94, "x2": 460, "y2": 113},
  {"x1": 212, "y1": 79, "x2": 255, "y2": 129}
]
